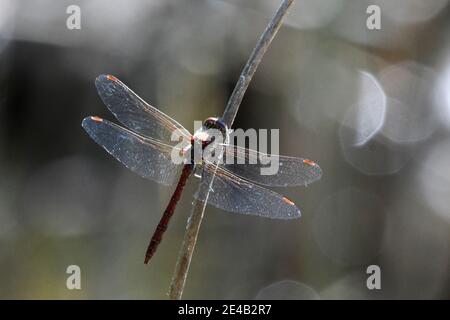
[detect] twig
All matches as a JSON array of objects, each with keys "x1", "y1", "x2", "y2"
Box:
[
  {"x1": 221, "y1": 0, "x2": 295, "y2": 127},
  {"x1": 168, "y1": 0, "x2": 295, "y2": 300}
]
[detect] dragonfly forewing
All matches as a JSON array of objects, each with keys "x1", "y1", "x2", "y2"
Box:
[{"x1": 95, "y1": 74, "x2": 192, "y2": 144}]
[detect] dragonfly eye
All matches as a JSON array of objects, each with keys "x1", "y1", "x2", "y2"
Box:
[
  {"x1": 203, "y1": 117, "x2": 217, "y2": 129},
  {"x1": 202, "y1": 117, "x2": 229, "y2": 143}
]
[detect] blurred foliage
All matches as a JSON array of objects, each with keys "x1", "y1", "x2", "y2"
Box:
[{"x1": 0, "y1": 0, "x2": 449, "y2": 299}]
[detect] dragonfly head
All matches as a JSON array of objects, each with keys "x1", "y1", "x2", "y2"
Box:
[
  {"x1": 202, "y1": 117, "x2": 229, "y2": 145},
  {"x1": 191, "y1": 117, "x2": 229, "y2": 165}
]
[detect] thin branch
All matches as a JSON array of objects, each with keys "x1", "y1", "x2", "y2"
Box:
[
  {"x1": 168, "y1": 0, "x2": 295, "y2": 300},
  {"x1": 221, "y1": 0, "x2": 295, "y2": 128}
]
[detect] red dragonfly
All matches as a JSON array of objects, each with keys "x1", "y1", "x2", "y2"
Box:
[{"x1": 82, "y1": 75, "x2": 322, "y2": 264}]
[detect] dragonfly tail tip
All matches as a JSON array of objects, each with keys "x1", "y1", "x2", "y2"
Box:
[{"x1": 144, "y1": 252, "x2": 153, "y2": 264}]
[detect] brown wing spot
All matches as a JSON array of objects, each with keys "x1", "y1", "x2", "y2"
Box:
[
  {"x1": 303, "y1": 159, "x2": 316, "y2": 166},
  {"x1": 91, "y1": 116, "x2": 103, "y2": 123},
  {"x1": 282, "y1": 197, "x2": 295, "y2": 206},
  {"x1": 106, "y1": 74, "x2": 118, "y2": 82}
]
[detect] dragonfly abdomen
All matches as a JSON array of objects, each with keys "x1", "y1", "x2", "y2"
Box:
[{"x1": 144, "y1": 164, "x2": 193, "y2": 264}]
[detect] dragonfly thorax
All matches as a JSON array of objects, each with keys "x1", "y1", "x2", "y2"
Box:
[{"x1": 187, "y1": 117, "x2": 229, "y2": 167}]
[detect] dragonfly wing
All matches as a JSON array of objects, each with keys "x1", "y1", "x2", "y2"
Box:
[
  {"x1": 194, "y1": 162, "x2": 301, "y2": 219},
  {"x1": 221, "y1": 144, "x2": 322, "y2": 187},
  {"x1": 82, "y1": 116, "x2": 182, "y2": 186},
  {"x1": 95, "y1": 74, "x2": 192, "y2": 144}
]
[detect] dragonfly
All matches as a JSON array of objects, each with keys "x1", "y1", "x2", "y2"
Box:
[{"x1": 82, "y1": 74, "x2": 322, "y2": 264}]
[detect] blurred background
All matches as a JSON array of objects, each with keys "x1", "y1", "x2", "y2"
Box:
[{"x1": 0, "y1": 0, "x2": 449, "y2": 299}]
